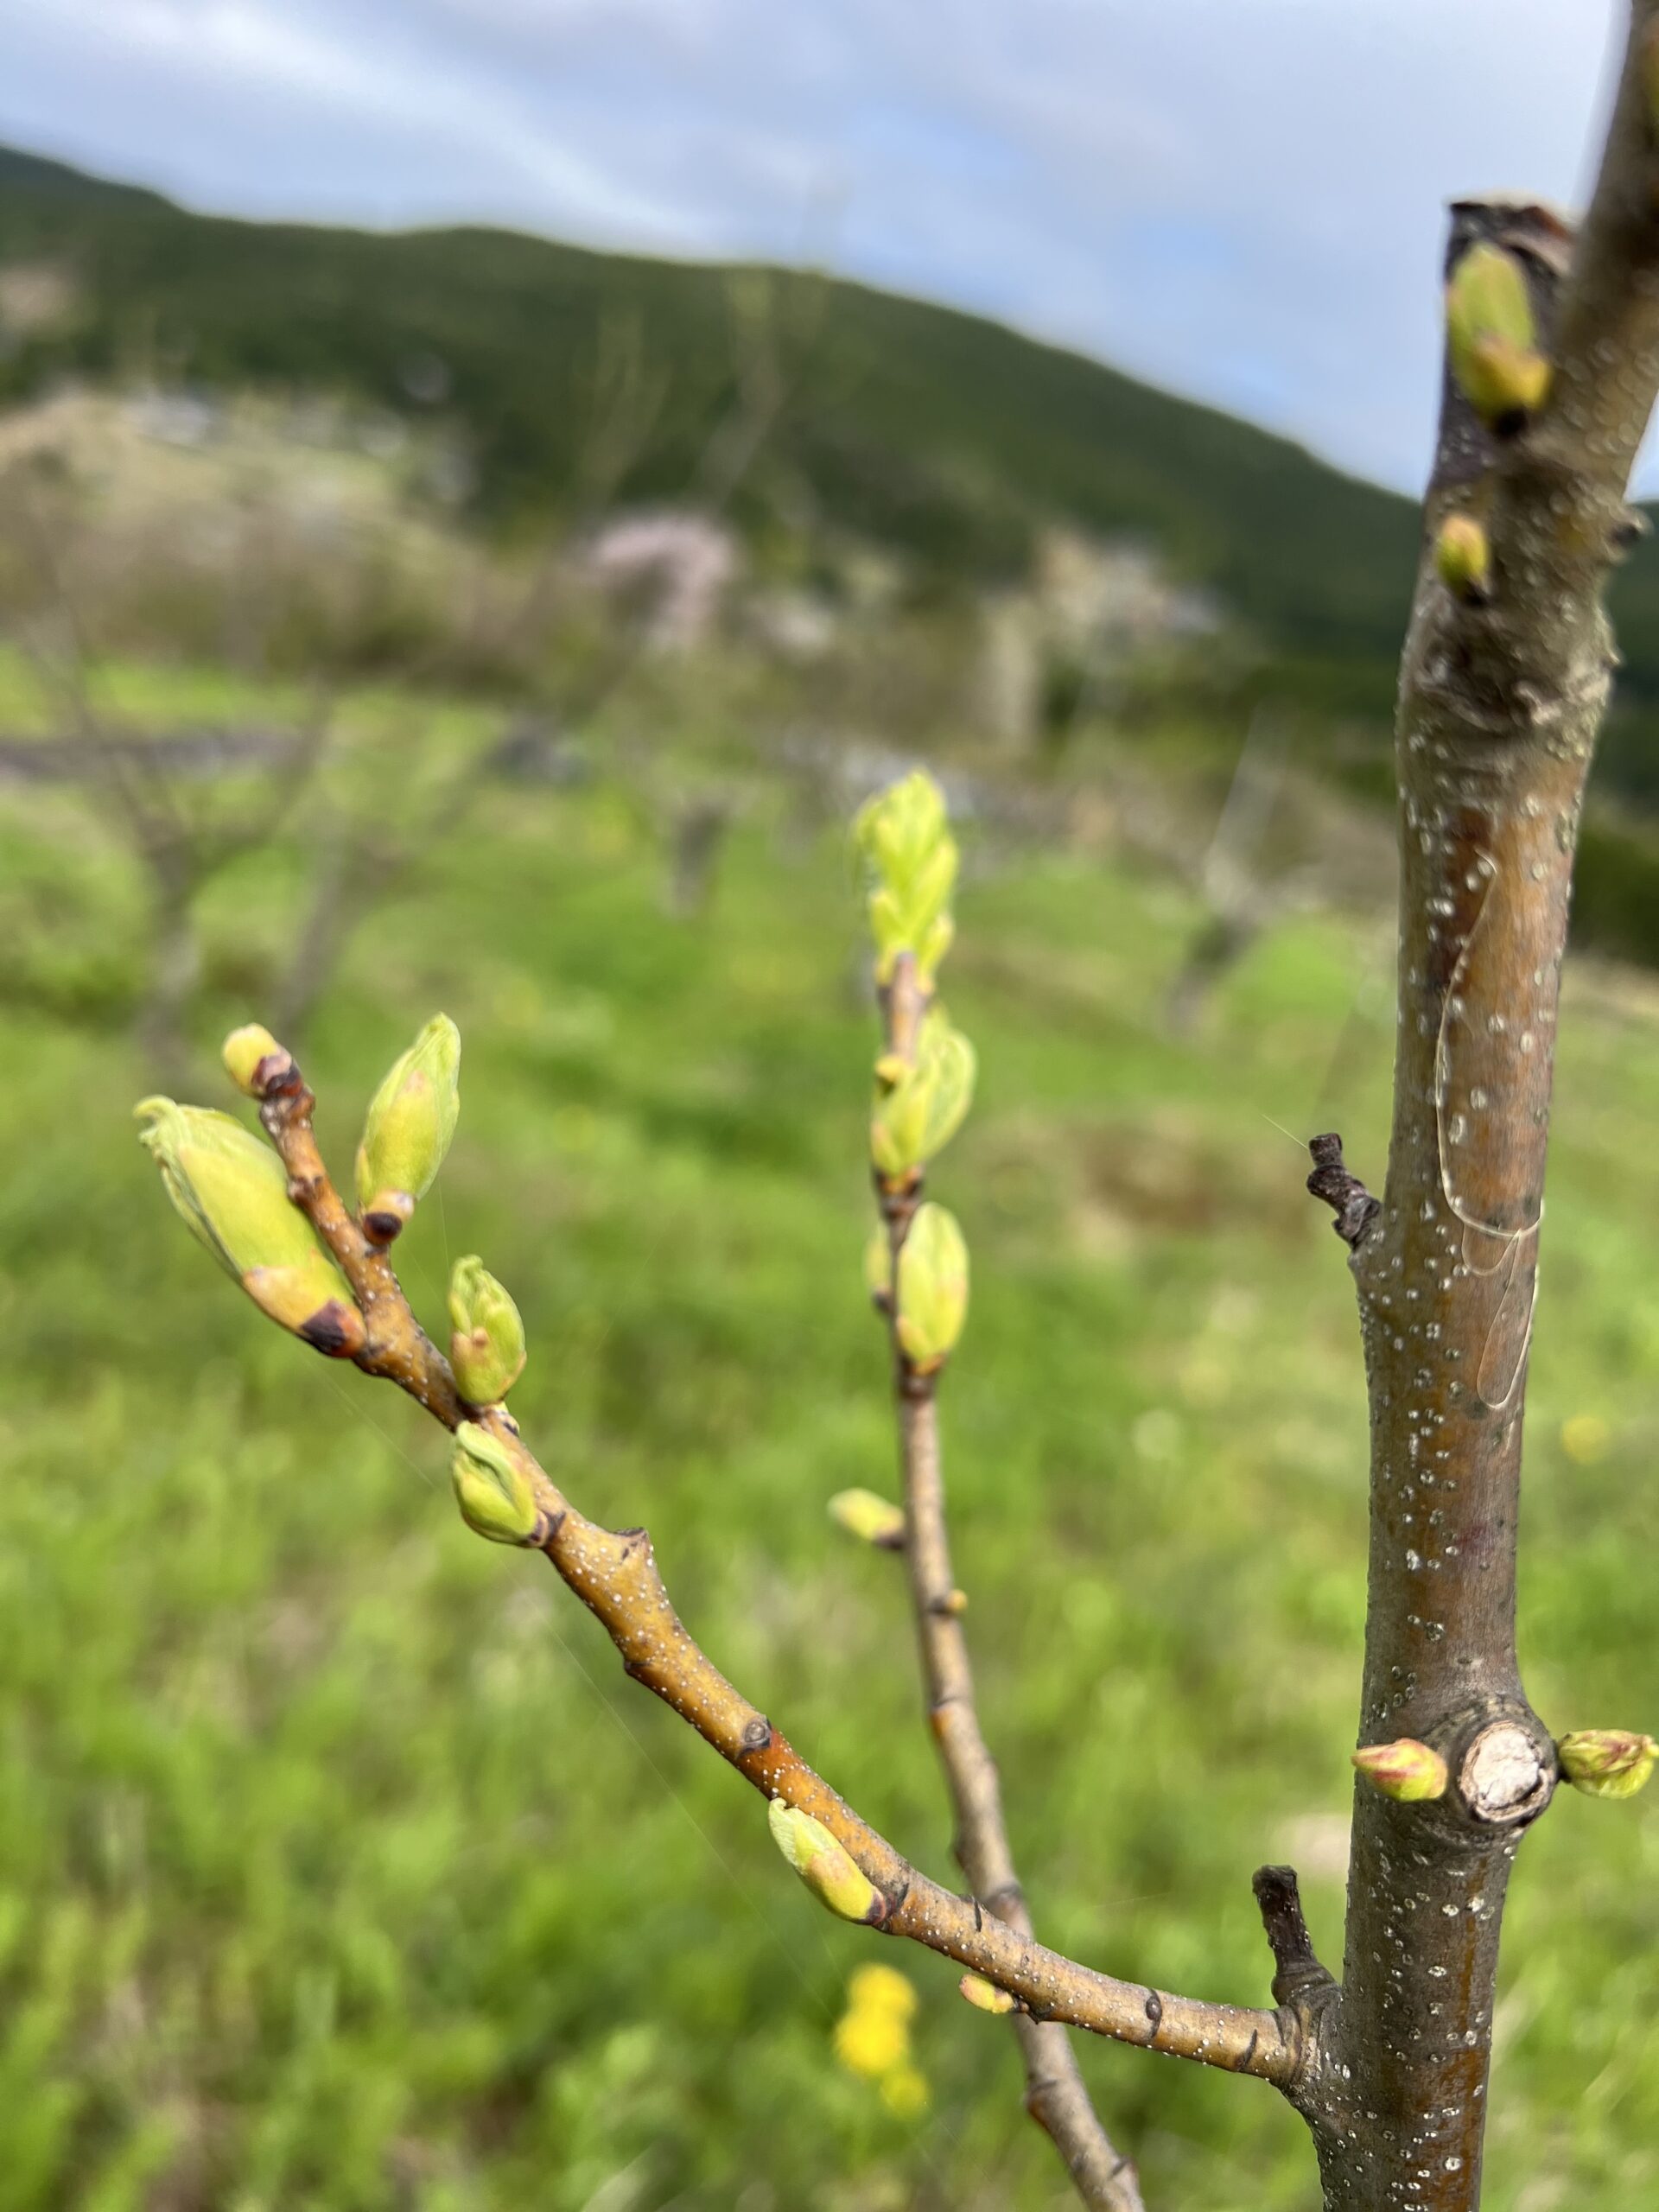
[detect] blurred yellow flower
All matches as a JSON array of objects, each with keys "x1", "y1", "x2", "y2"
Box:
[
  {"x1": 832, "y1": 1964, "x2": 928, "y2": 2114},
  {"x1": 834, "y1": 2000, "x2": 908, "y2": 2080},
  {"x1": 1561, "y1": 1414, "x2": 1611, "y2": 1465},
  {"x1": 848, "y1": 1963, "x2": 918, "y2": 2020},
  {"x1": 879, "y1": 2063, "x2": 931, "y2": 2118}
]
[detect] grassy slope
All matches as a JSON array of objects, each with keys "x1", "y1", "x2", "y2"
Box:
[{"x1": 1, "y1": 742, "x2": 1656, "y2": 2209}]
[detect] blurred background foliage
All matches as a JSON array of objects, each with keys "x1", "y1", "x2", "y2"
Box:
[{"x1": 0, "y1": 137, "x2": 1656, "y2": 2212}]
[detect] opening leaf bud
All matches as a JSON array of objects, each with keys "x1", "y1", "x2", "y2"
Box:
[
  {"x1": 448, "y1": 1255, "x2": 527, "y2": 1405},
  {"x1": 450, "y1": 1421, "x2": 546, "y2": 1546},
  {"x1": 870, "y1": 1011, "x2": 976, "y2": 1185},
  {"x1": 855, "y1": 771, "x2": 959, "y2": 983},
  {"x1": 1351, "y1": 1737, "x2": 1448, "y2": 1803},
  {"x1": 766, "y1": 1799, "x2": 885, "y2": 1924},
  {"x1": 135, "y1": 1097, "x2": 364, "y2": 1357},
  {"x1": 894, "y1": 1203, "x2": 969, "y2": 1374},
  {"x1": 1446, "y1": 244, "x2": 1552, "y2": 429},
  {"x1": 1557, "y1": 1729, "x2": 1657, "y2": 1800},
  {"x1": 829, "y1": 1488, "x2": 906, "y2": 1548},
  {"x1": 959, "y1": 1974, "x2": 1017, "y2": 2016},
  {"x1": 354, "y1": 1014, "x2": 461, "y2": 1236},
  {"x1": 221, "y1": 1023, "x2": 289, "y2": 1096},
  {"x1": 1434, "y1": 512, "x2": 1491, "y2": 601}
]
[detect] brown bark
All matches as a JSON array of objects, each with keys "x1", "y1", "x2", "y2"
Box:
[
  {"x1": 1293, "y1": 14, "x2": 1659, "y2": 2200},
  {"x1": 251, "y1": 1049, "x2": 1300, "y2": 2091}
]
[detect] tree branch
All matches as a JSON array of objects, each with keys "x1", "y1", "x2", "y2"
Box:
[
  {"x1": 874, "y1": 962, "x2": 1144, "y2": 2210},
  {"x1": 1250, "y1": 1866, "x2": 1336, "y2": 2015},
  {"x1": 246, "y1": 1043, "x2": 1299, "y2": 2086},
  {"x1": 1310, "y1": 12, "x2": 1659, "y2": 2201}
]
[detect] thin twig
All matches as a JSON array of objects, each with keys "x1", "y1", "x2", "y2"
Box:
[
  {"x1": 874, "y1": 960, "x2": 1145, "y2": 2209},
  {"x1": 249, "y1": 1045, "x2": 1298, "y2": 2080}
]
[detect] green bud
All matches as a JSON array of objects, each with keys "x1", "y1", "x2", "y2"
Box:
[
  {"x1": 1434, "y1": 512, "x2": 1491, "y2": 601},
  {"x1": 135, "y1": 1097, "x2": 365, "y2": 1357},
  {"x1": 1446, "y1": 243, "x2": 1551, "y2": 428},
  {"x1": 894, "y1": 1203, "x2": 969, "y2": 1374},
  {"x1": 869, "y1": 1011, "x2": 976, "y2": 1185},
  {"x1": 1351, "y1": 1738, "x2": 1448, "y2": 1803},
  {"x1": 450, "y1": 1421, "x2": 546, "y2": 1546},
  {"x1": 355, "y1": 1014, "x2": 461, "y2": 1238},
  {"x1": 221, "y1": 1023, "x2": 289, "y2": 1097},
  {"x1": 855, "y1": 769, "x2": 948, "y2": 889},
  {"x1": 1557, "y1": 1729, "x2": 1657, "y2": 1801},
  {"x1": 855, "y1": 771, "x2": 959, "y2": 984},
  {"x1": 959, "y1": 1974, "x2": 1016, "y2": 2016},
  {"x1": 829, "y1": 1488, "x2": 906, "y2": 1548},
  {"x1": 448, "y1": 1255, "x2": 526, "y2": 1406},
  {"x1": 766, "y1": 1798, "x2": 885, "y2": 1924}
]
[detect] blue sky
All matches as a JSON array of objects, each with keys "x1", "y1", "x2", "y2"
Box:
[{"x1": 0, "y1": 0, "x2": 1632, "y2": 492}]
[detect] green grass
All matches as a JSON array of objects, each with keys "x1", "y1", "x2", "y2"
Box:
[{"x1": 2, "y1": 755, "x2": 1657, "y2": 2210}]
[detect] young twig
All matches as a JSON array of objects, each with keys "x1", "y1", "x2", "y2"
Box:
[
  {"x1": 869, "y1": 940, "x2": 1142, "y2": 2209},
  {"x1": 237, "y1": 1039, "x2": 1296, "y2": 2078}
]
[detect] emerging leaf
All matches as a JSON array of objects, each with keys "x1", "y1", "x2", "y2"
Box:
[
  {"x1": 1446, "y1": 244, "x2": 1551, "y2": 428},
  {"x1": 767, "y1": 1799, "x2": 885, "y2": 1923},
  {"x1": 355, "y1": 1014, "x2": 461, "y2": 1236},
  {"x1": 1351, "y1": 1738, "x2": 1448, "y2": 1803},
  {"x1": 1557, "y1": 1729, "x2": 1657, "y2": 1800},
  {"x1": 448, "y1": 1255, "x2": 527, "y2": 1406},
  {"x1": 894, "y1": 1203, "x2": 969, "y2": 1372},
  {"x1": 450, "y1": 1421, "x2": 544, "y2": 1546},
  {"x1": 135, "y1": 1097, "x2": 364, "y2": 1357}
]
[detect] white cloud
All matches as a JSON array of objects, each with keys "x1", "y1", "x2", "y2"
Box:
[{"x1": 0, "y1": 0, "x2": 1637, "y2": 488}]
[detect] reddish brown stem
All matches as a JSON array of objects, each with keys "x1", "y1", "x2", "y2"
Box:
[{"x1": 252, "y1": 1052, "x2": 1296, "y2": 2084}]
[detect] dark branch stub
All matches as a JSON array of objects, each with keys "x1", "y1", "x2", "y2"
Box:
[
  {"x1": 1305, "y1": 1133, "x2": 1380, "y2": 1250},
  {"x1": 1251, "y1": 1866, "x2": 1336, "y2": 2010}
]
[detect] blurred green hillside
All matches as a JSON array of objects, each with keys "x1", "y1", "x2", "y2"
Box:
[
  {"x1": 11, "y1": 137, "x2": 1659, "y2": 806},
  {"x1": 0, "y1": 709, "x2": 1656, "y2": 2209},
  {"x1": 0, "y1": 143, "x2": 1414, "y2": 675}
]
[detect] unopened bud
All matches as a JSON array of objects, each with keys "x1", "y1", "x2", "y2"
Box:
[
  {"x1": 855, "y1": 771, "x2": 959, "y2": 984},
  {"x1": 959, "y1": 1974, "x2": 1016, "y2": 2016},
  {"x1": 767, "y1": 1799, "x2": 885, "y2": 1924},
  {"x1": 448, "y1": 1255, "x2": 526, "y2": 1405},
  {"x1": 869, "y1": 1013, "x2": 976, "y2": 1185},
  {"x1": 829, "y1": 1488, "x2": 906, "y2": 1548},
  {"x1": 136, "y1": 1097, "x2": 364, "y2": 1357},
  {"x1": 355, "y1": 1014, "x2": 461, "y2": 1239},
  {"x1": 1557, "y1": 1729, "x2": 1657, "y2": 1800},
  {"x1": 243, "y1": 1265, "x2": 365, "y2": 1356},
  {"x1": 1351, "y1": 1738, "x2": 1448, "y2": 1803},
  {"x1": 221, "y1": 1023, "x2": 289, "y2": 1097},
  {"x1": 1434, "y1": 512, "x2": 1491, "y2": 601},
  {"x1": 1446, "y1": 244, "x2": 1551, "y2": 429},
  {"x1": 894, "y1": 1203, "x2": 969, "y2": 1374},
  {"x1": 449, "y1": 1421, "x2": 546, "y2": 1546}
]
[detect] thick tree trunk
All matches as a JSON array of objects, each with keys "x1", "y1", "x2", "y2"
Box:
[{"x1": 1293, "y1": 21, "x2": 1659, "y2": 2188}]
